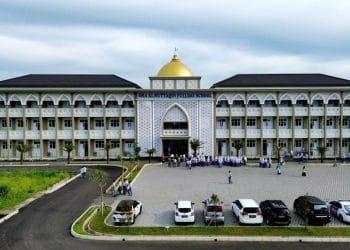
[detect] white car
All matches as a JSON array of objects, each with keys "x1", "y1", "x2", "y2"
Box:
[
  {"x1": 112, "y1": 199, "x2": 142, "y2": 224},
  {"x1": 174, "y1": 200, "x2": 195, "y2": 224},
  {"x1": 328, "y1": 200, "x2": 350, "y2": 223},
  {"x1": 232, "y1": 199, "x2": 263, "y2": 225}
]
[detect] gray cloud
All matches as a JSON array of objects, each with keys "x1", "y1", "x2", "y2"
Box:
[{"x1": 0, "y1": 0, "x2": 349, "y2": 88}]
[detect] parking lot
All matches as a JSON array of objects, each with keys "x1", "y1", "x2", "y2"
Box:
[{"x1": 107, "y1": 163, "x2": 350, "y2": 226}]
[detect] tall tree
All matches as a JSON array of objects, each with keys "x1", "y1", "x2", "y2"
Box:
[
  {"x1": 15, "y1": 143, "x2": 32, "y2": 165},
  {"x1": 63, "y1": 143, "x2": 74, "y2": 164},
  {"x1": 318, "y1": 145, "x2": 328, "y2": 163},
  {"x1": 88, "y1": 169, "x2": 107, "y2": 215},
  {"x1": 190, "y1": 139, "x2": 204, "y2": 157},
  {"x1": 233, "y1": 140, "x2": 244, "y2": 157},
  {"x1": 104, "y1": 142, "x2": 111, "y2": 164},
  {"x1": 145, "y1": 148, "x2": 156, "y2": 163}
]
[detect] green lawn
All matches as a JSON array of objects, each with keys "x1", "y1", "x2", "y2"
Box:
[
  {"x1": 0, "y1": 170, "x2": 71, "y2": 211},
  {"x1": 82, "y1": 206, "x2": 350, "y2": 237}
]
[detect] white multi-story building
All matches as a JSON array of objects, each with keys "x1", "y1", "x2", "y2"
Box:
[{"x1": 0, "y1": 54, "x2": 350, "y2": 160}]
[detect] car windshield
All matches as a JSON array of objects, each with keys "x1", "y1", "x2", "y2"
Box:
[
  {"x1": 116, "y1": 203, "x2": 132, "y2": 212},
  {"x1": 314, "y1": 204, "x2": 328, "y2": 212},
  {"x1": 344, "y1": 205, "x2": 350, "y2": 212},
  {"x1": 277, "y1": 208, "x2": 289, "y2": 216},
  {"x1": 243, "y1": 207, "x2": 259, "y2": 213},
  {"x1": 178, "y1": 208, "x2": 191, "y2": 213},
  {"x1": 207, "y1": 206, "x2": 223, "y2": 212}
]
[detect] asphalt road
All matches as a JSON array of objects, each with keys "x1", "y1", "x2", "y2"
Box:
[{"x1": 0, "y1": 165, "x2": 349, "y2": 250}]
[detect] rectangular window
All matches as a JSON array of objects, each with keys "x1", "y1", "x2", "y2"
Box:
[
  {"x1": 326, "y1": 139, "x2": 333, "y2": 148},
  {"x1": 278, "y1": 140, "x2": 287, "y2": 148},
  {"x1": 343, "y1": 119, "x2": 348, "y2": 127},
  {"x1": 231, "y1": 119, "x2": 241, "y2": 127},
  {"x1": 95, "y1": 140, "x2": 104, "y2": 148},
  {"x1": 279, "y1": 118, "x2": 287, "y2": 127},
  {"x1": 48, "y1": 119, "x2": 55, "y2": 128},
  {"x1": 247, "y1": 139, "x2": 256, "y2": 147},
  {"x1": 111, "y1": 140, "x2": 120, "y2": 148},
  {"x1": 95, "y1": 120, "x2": 104, "y2": 128},
  {"x1": 295, "y1": 139, "x2": 302, "y2": 148},
  {"x1": 342, "y1": 139, "x2": 348, "y2": 147},
  {"x1": 1, "y1": 120, "x2": 6, "y2": 128},
  {"x1": 110, "y1": 120, "x2": 119, "y2": 127},
  {"x1": 33, "y1": 120, "x2": 40, "y2": 129},
  {"x1": 125, "y1": 119, "x2": 133, "y2": 128},
  {"x1": 247, "y1": 119, "x2": 256, "y2": 127},
  {"x1": 64, "y1": 119, "x2": 72, "y2": 128},
  {"x1": 17, "y1": 119, "x2": 23, "y2": 128},
  {"x1": 64, "y1": 140, "x2": 72, "y2": 146},
  {"x1": 2, "y1": 141, "x2": 7, "y2": 149},
  {"x1": 326, "y1": 118, "x2": 333, "y2": 127},
  {"x1": 49, "y1": 141, "x2": 56, "y2": 149},
  {"x1": 295, "y1": 118, "x2": 302, "y2": 127}
]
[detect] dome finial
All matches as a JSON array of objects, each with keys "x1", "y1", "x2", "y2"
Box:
[{"x1": 173, "y1": 47, "x2": 178, "y2": 59}]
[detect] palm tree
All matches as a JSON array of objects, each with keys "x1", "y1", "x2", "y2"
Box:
[
  {"x1": 318, "y1": 145, "x2": 328, "y2": 163},
  {"x1": 15, "y1": 143, "x2": 32, "y2": 165},
  {"x1": 104, "y1": 142, "x2": 111, "y2": 164},
  {"x1": 190, "y1": 139, "x2": 204, "y2": 157},
  {"x1": 63, "y1": 143, "x2": 74, "y2": 164},
  {"x1": 145, "y1": 148, "x2": 156, "y2": 163},
  {"x1": 233, "y1": 140, "x2": 244, "y2": 157},
  {"x1": 88, "y1": 169, "x2": 107, "y2": 215}
]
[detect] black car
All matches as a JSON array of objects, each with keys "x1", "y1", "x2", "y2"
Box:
[
  {"x1": 293, "y1": 196, "x2": 331, "y2": 225},
  {"x1": 259, "y1": 200, "x2": 291, "y2": 225}
]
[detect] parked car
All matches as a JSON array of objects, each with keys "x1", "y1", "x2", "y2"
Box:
[
  {"x1": 328, "y1": 200, "x2": 350, "y2": 223},
  {"x1": 202, "y1": 198, "x2": 224, "y2": 225},
  {"x1": 293, "y1": 195, "x2": 330, "y2": 225},
  {"x1": 112, "y1": 199, "x2": 142, "y2": 225},
  {"x1": 232, "y1": 199, "x2": 263, "y2": 225},
  {"x1": 174, "y1": 200, "x2": 195, "y2": 224},
  {"x1": 259, "y1": 200, "x2": 291, "y2": 225}
]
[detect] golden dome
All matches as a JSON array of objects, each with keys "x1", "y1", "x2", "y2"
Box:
[{"x1": 157, "y1": 55, "x2": 193, "y2": 77}]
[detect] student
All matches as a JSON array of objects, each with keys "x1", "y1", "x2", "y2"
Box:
[
  {"x1": 302, "y1": 166, "x2": 307, "y2": 177},
  {"x1": 228, "y1": 170, "x2": 232, "y2": 184},
  {"x1": 111, "y1": 182, "x2": 117, "y2": 197}
]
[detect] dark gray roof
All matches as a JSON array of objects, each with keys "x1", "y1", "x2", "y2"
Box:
[
  {"x1": 211, "y1": 74, "x2": 350, "y2": 88},
  {"x1": 0, "y1": 74, "x2": 141, "y2": 88}
]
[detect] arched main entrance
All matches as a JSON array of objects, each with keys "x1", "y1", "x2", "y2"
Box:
[{"x1": 161, "y1": 105, "x2": 190, "y2": 156}]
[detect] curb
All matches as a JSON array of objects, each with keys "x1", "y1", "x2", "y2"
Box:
[{"x1": 0, "y1": 173, "x2": 80, "y2": 225}]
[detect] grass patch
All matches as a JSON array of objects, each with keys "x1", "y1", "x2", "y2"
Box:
[
  {"x1": 0, "y1": 170, "x2": 71, "y2": 211},
  {"x1": 73, "y1": 207, "x2": 95, "y2": 235},
  {"x1": 88, "y1": 206, "x2": 350, "y2": 237}
]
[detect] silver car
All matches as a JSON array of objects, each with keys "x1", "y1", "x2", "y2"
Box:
[{"x1": 202, "y1": 198, "x2": 224, "y2": 225}]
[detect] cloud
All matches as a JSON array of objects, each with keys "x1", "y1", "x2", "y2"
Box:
[{"x1": 0, "y1": 0, "x2": 349, "y2": 88}]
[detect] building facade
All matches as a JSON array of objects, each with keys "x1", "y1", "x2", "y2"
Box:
[{"x1": 1, "y1": 55, "x2": 350, "y2": 160}]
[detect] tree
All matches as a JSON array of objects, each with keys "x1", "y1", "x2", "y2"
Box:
[
  {"x1": 233, "y1": 140, "x2": 244, "y2": 157},
  {"x1": 145, "y1": 148, "x2": 156, "y2": 163},
  {"x1": 318, "y1": 145, "x2": 328, "y2": 163},
  {"x1": 15, "y1": 143, "x2": 32, "y2": 165},
  {"x1": 63, "y1": 143, "x2": 74, "y2": 164},
  {"x1": 104, "y1": 142, "x2": 111, "y2": 164},
  {"x1": 88, "y1": 169, "x2": 107, "y2": 215},
  {"x1": 190, "y1": 139, "x2": 204, "y2": 157},
  {"x1": 134, "y1": 143, "x2": 141, "y2": 166}
]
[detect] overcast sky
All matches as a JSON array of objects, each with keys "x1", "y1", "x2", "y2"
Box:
[{"x1": 0, "y1": 0, "x2": 350, "y2": 88}]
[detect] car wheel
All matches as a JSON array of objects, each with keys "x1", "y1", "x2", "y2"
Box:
[
  {"x1": 266, "y1": 217, "x2": 271, "y2": 226},
  {"x1": 339, "y1": 214, "x2": 344, "y2": 222}
]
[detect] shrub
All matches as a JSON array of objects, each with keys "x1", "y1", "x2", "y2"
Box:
[{"x1": 0, "y1": 185, "x2": 9, "y2": 198}]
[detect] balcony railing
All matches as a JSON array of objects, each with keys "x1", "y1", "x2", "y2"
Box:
[
  {"x1": 216, "y1": 129, "x2": 229, "y2": 138},
  {"x1": 121, "y1": 108, "x2": 135, "y2": 117},
  {"x1": 310, "y1": 107, "x2": 324, "y2": 116},
  {"x1": 278, "y1": 107, "x2": 293, "y2": 116},
  {"x1": 163, "y1": 129, "x2": 189, "y2": 136},
  {"x1": 41, "y1": 108, "x2": 55, "y2": 117},
  {"x1": 246, "y1": 129, "x2": 261, "y2": 138},
  {"x1": 74, "y1": 108, "x2": 88, "y2": 117},
  {"x1": 42, "y1": 130, "x2": 56, "y2": 140},
  {"x1": 262, "y1": 107, "x2": 277, "y2": 116},
  {"x1": 25, "y1": 130, "x2": 40, "y2": 140},
  {"x1": 246, "y1": 107, "x2": 261, "y2": 116},
  {"x1": 74, "y1": 130, "x2": 88, "y2": 139},
  {"x1": 278, "y1": 129, "x2": 292, "y2": 138},
  {"x1": 8, "y1": 108, "x2": 23, "y2": 117},
  {"x1": 326, "y1": 107, "x2": 340, "y2": 116},
  {"x1": 310, "y1": 129, "x2": 324, "y2": 138},
  {"x1": 294, "y1": 129, "x2": 308, "y2": 138},
  {"x1": 326, "y1": 129, "x2": 340, "y2": 138},
  {"x1": 105, "y1": 108, "x2": 120, "y2": 117},
  {"x1": 0, "y1": 131, "x2": 6, "y2": 139},
  {"x1": 216, "y1": 107, "x2": 229, "y2": 117},
  {"x1": 294, "y1": 107, "x2": 308, "y2": 116},
  {"x1": 57, "y1": 108, "x2": 72, "y2": 117},
  {"x1": 342, "y1": 129, "x2": 350, "y2": 138},
  {"x1": 0, "y1": 109, "x2": 6, "y2": 117},
  {"x1": 89, "y1": 130, "x2": 104, "y2": 139},
  {"x1": 343, "y1": 107, "x2": 350, "y2": 116},
  {"x1": 122, "y1": 130, "x2": 135, "y2": 139},
  {"x1": 57, "y1": 130, "x2": 73, "y2": 139},
  {"x1": 9, "y1": 130, "x2": 24, "y2": 139},
  {"x1": 106, "y1": 129, "x2": 120, "y2": 139},
  {"x1": 231, "y1": 128, "x2": 245, "y2": 138},
  {"x1": 25, "y1": 108, "x2": 40, "y2": 117},
  {"x1": 89, "y1": 108, "x2": 104, "y2": 117},
  {"x1": 262, "y1": 129, "x2": 276, "y2": 138},
  {"x1": 231, "y1": 107, "x2": 245, "y2": 116}
]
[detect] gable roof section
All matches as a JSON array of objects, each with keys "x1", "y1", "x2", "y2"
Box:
[
  {"x1": 0, "y1": 74, "x2": 141, "y2": 88},
  {"x1": 211, "y1": 74, "x2": 350, "y2": 88}
]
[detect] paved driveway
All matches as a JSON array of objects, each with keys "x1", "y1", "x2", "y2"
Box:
[{"x1": 108, "y1": 163, "x2": 350, "y2": 227}]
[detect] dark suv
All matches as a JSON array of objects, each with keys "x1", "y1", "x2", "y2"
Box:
[
  {"x1": 293, "y1": 196, "x2": 331, "y2": 225},
  {"x1": 259, "y1": 200, "x2": 291, "y2": 225}
]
